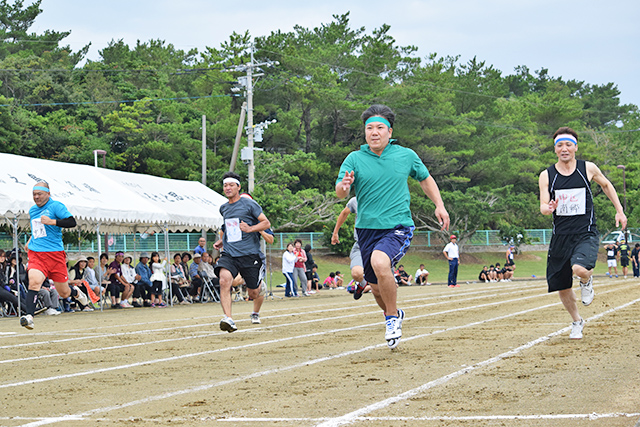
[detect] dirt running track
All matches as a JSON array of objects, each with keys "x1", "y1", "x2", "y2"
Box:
[{"x1": 1, "y1": 277, "x2": 639, "y2": 427}]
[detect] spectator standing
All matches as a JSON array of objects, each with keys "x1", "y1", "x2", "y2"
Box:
[
  {"x1": 631, "y1": 243, "x2": 640, "y2": 278},
  {"x1": 304, "y1": 244, "x2": 316, "y2": 294},
  {"x1": 415, "y1": 264, "x2": 430, "y2": 285},
  {"x1": 292, "y1": 239, "x2": 308, "y2": 296},
  {"x1": 149, "y1": 252, "x2": 167, "y2": 307},
  {"x1": 605, "y1": 243, "x2": 619, "y2": 278},
  {"x1": 618, "y1": 240, "x2": 630, "y2": 278},
  {"x1": 505, "y1": 245, "x2": 516, "y2": 272},
  {"x1": 282, "y1": 243, "x2": 297, "y2": 297},
  {"x1": 443, "y1": 235, "x2": 460, "y2": 288},
  {"x1": 194, "y1": 237, "x2": 207, "y2": 255}
]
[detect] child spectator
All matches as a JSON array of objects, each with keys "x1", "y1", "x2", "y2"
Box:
[
  {"x1": 324, "y1": 272, "x2": 336, "y2": 289},
  {"x1": 335, "y1": 271, "x2": 344, "y2": 288},
  {"x1": 415, "y1": 264, "x2": 430, "y2": 285},
  {"x1": 478, "y1": 266, "x2": 490, "y2": 283},
  {"x1": 149, "y1": 251, "x2": 167, "y2": 307},
  {"x1": 282, "y1": 243, "x2": 298, "y2": 297}
]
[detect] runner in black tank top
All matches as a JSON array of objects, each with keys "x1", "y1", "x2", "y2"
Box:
[{"x1": 539, "y1": 127, "x2": 626, "y2": 340}]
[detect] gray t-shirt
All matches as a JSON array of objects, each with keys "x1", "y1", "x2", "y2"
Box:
[
  {"x1": 347, "y1": 197, "x2": 358, "y2": 242},
  {"x1": 220, "y1": 197, "x2": 264, "y2": 257}
]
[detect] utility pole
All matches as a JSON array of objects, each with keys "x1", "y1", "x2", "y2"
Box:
[
  {"x1": 202, "y1": 115, "x2": 207, "y2": 239},
  {"x1": 231, "y1": 42, "x2": 278, "y2": 194}
]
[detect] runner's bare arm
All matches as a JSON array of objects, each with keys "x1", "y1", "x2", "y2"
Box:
[
  {"x1": 587, "y1": 162, "x2": 627, "y2": 229},
  {"x1": 419, "y1": 176, "x2": 450, "y2": 231}
]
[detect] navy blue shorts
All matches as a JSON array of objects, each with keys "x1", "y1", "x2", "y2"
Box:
[{"x1": 356, "y1": 225, "x2": 414, "y2": 284}]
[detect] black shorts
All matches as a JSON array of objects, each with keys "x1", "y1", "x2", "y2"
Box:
[
  {"x1": 505, "y1": 260, "x2": 515, "y2": 267},
  {"x1": 546, "y1": 232, "x2": 599, "y2": 292},
  {"x1": 214, "y1": 253, "x2": 264, "y2": 289},
  {"x1": 621, "y1": 257, "x2": 629, "y2": 267}
]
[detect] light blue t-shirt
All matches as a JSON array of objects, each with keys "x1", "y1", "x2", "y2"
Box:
[
  {"x1": 28, "y1": 199, "x2": 73, "y2": 252},
  {"x1": 337, "y1": 143, "x2": 430, "y2": 229}
]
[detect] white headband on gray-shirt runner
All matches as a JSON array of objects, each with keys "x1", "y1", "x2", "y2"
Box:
[{"x1": 223, "y1": 177, "x2": 241, "y2": 186}]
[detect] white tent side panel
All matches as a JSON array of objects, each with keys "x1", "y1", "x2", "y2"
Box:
[{"x1": 0, "y1": 153, "x2": 223, "y2": 233}]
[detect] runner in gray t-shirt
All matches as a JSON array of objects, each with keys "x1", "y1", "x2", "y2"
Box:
[
  {"x1": 214, "y1": 172, "x2": 271, "y2": 332},
  {"x1": 331, "y1": 197, "x2": 370, "y2": 300}
]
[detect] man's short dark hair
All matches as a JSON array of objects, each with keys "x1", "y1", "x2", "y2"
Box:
[
  {"x1": 552, "y1": 127, "x2": 578, "y2": 142},
  {"x1": 222, "y1": 171, "x2": 242, "y2": 184},
  {"x1": 361, "y1": 104, "x2": 396, "y2": 128},
  {"x1": 87, "y1": 256, "x2": 95, "y2": 262}
]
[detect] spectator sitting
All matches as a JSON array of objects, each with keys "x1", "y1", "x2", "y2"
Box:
[
  {"x1": 170, "y1": 253, "x2": 190, "y2": 305},
  {"x1": 97, "y1": 253, "x2": 114, "y2": 292},
  {"x1": 494, "y1": 263, "x2": 504, "y2": 282},
  {"x1": 39, "y1": 278, "x2": 61, "y2": 315},
  {"x1": 108, "y1": 251, "x2": 134, "y2": 309},
  {"x1": 394, "y1": 265, "x2": 412, "y2": 286},
  {"x1": 180, "y1": 252, "x2": 192, "y2": 285},
  {"x1": 478, "y1": 266, "x2": 490, "y2": 283},
  {"x1": 310, "y1": 264, "x2": 320, "y2": 292},
  {"x1": 0, "y1": 249, "x2": 28, "y2": 314},
  {"x1": 84, "y1": 256, "x2": 102, "y2": 298},
  {"x1": 194, "y1": 237, "x2": 207, "y2": 255},
  {"x1": 488, "y1": 265, "x2": 497, "y2": 282},
  {"x1": 121, "y1": 254, "x2": 142, "y2": 307},
  {"x1": 415, "y1": 264, "x2": 430, "y2": 285},
  {"x1": 198, "y1": 252, "x2": 220, "y2": 291},
  {"x1": 6, "y1": 250, "x2": 27, "y2": 299},
  {"x1": 135, "y1": 253, "x2": 153, "y2": 307},
  {"x1": 324, "y1": 272, "x2": 336, "y2": 289},
  {"x1": 68, "y1": 257, "x2": 93, "y2": 311},
  {"x1": 501, "y1": 264, "x2": 513, "y2": 282},
  {"x1": 189, "y1": 253, "x2": 204, "y2": 302},
  {"x1": 335, "y1": 271, "x2": 345, "y2": 288}
]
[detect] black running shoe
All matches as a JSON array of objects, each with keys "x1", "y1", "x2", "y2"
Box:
[{"x1": 353, "y1": 281, "x2": 366, "y2": 300}]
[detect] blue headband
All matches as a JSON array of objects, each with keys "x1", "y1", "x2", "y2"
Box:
[
  {"x1": 365, "y1": 116, "x2": 391, "y2": 128},
  {"x1": 33, "y1": 186, "x2": 49, "y2": 192},
  {"x1": 554, "y1": 135, "x2": 577, "y2": 146}
]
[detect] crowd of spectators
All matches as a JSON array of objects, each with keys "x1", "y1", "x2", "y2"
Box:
[{"x1": 0, "y1": 237, "x2": 222, "y2": 317}]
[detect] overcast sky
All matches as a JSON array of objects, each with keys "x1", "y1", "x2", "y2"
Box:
[{"x1": 32, "y1": 0, "x2": 640, "y2": 107}]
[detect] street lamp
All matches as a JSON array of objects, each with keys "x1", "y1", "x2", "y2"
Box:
[
  {"x1": 93, "y1": 149, "x2": 106, "y2": 168},
  {"x1": 617, "y1": 165, "x2": 627, "y2": 241}
]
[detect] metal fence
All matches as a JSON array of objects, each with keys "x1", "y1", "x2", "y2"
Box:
[{"x1": 0, "y1": 229, "x2": 554, "y2": 253}]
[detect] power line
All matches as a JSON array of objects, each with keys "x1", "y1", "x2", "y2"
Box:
[{"x1": 0, "y1": 94, "x2": 239, "y2": 108}]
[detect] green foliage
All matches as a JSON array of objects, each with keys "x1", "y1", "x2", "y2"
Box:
[{"x1": 0, "y1": 4, "x2": 637, "y2": 236}]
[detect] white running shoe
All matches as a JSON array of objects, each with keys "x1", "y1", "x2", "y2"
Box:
[
  {"x1": 250, "y1": 313, "x2": 261, "y2": 324},
  {"x1": 220, "y1": 316, "x2": 238, "y2": 333},
  {"x1": 45, "y1": 308, "x2": 60, "y2": 316},
  {"x1": 73, "y1": 286, "x2": 90, "y2": 306},
  {"x1": 580, "y1": 276, "x2": 595, "y2": 306},
  {"x1": 570, "y1": 318, "x2": 584, "y2": 339},
  {"x1": 385, "y1": 311, "x2": 404, "y2": 349},
  {"x1": 20, "y1": 314, "x2": 34, "y2": 329}
]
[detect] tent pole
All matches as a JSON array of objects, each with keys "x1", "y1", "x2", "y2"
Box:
[
  {"x1": 13, "y1": 215, "x2": 21, "y2": 317},
  {"x1": 163, "y1": 223, "x2": 172, "y2": 307},
  {"x1": 97, "y1": 222, "x2": 103, "y2": 312}
]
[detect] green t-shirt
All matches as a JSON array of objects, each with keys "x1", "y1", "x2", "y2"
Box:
[{"x1": 336, "y1": 143, "x2": 430, "y2": 229}]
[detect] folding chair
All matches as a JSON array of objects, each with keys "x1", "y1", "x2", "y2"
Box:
[{"x1": 200, "y1": 276, "x2": 220, "y2": 303}]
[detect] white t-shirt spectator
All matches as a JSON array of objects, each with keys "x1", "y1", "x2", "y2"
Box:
[
  {"x1": 415, "y1": 267, "x2": 429, "y2": 278},
  {"x1": 443, "y1": 242, "x2": 459, "y2": 259}
]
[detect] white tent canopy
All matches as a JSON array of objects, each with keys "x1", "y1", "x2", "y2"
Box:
[{"x1": 0, "y1": 153, "x2": 226, "y2": 233}]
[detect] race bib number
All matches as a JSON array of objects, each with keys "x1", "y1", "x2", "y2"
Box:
[
  {"x1": 555, "y1": 188, "x2": 586, "y2": 216},
  {"x1": 607, "y1": 250, "x2": 614, "y2": 257},
  {"x1": 225, "y1": 218, "x2": 242, "y2": 243},
  {"x1": 31, "y1": 218, "x2": 47, "y2": 239}
]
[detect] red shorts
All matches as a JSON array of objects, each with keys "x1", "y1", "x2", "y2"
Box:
[{"x1": 27, "y1": 250, "x2": 68, "y2": 283}]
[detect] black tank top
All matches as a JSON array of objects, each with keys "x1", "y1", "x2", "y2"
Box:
[{"x1": 547, "y1": 160, "x2": 597, "y2": 235}]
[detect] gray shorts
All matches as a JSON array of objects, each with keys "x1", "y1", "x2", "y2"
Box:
[{"x1": 350, "y1": 241, "x2": 363, "y2": 269}]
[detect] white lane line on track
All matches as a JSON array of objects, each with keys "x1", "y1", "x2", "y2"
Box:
[
  {"x1": 314, "y1": 296, "x2": 640, "y2": 427},
  {"x1": 0, "y1": 282, "x2": 544, "y2": 341},
  {"x1": 12, "y1": 292, "x2": 639, "y2": 427},
  {"x1": 221, "y1": 412, "x2": 640, "y2": 422},
  {"x1": 0, "y1": 283, "x2": 554, "y2": 365},
  {"x1": 0, "y1": 284, "x2": 547, "y2": 353},
  {"x1": 0, "y1": 287, "x2": 557, "y2": 386}
]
